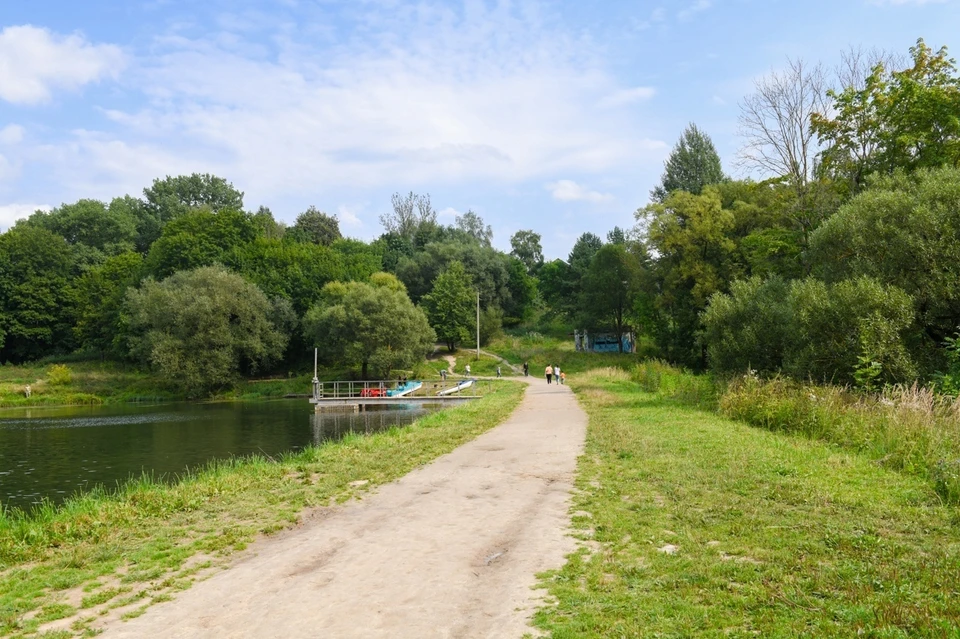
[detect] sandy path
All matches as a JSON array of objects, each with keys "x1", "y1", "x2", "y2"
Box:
[{"x1": 101, "y1": 379, "x2": 586, "y2": 639}]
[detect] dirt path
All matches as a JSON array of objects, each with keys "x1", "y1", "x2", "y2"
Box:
[{"x1": 101, "y1": 379, "x2": 586, "y2": 638}]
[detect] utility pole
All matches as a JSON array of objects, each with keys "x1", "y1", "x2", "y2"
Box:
[
  {"x1": 312, "y1": 348, "x2": 319, "y2": 400},
  {"x1": 476, "y1": 291, "x2": 480, "y2": 360}
]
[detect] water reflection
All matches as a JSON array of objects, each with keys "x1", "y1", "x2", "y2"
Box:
[{"x1": 0, "y1": 401, "x2": 435, "y2": 512}]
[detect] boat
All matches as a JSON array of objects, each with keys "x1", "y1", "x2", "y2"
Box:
[
  {"x1": 387, "y1": 380, "x2": 423, "y2": 397},
  {"x1": 437, "y1": 379, "x2": 474, "y2": 396}
]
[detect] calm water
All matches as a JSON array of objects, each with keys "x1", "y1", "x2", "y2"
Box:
[{"x1": 0, "y1": 400, "x2": 434, "y2": 512}]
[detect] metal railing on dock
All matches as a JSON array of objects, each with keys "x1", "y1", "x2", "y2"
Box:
[{"x1": 309, "y1": 378, "x2": 493, "y2": 409}]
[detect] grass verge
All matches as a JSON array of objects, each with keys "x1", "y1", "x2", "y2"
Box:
[
  {"x1": 0, "y1": 381, "x2": 525, "y2": 638},
  {"x1": 533, "y1": 368, "x2": 960, "y2": 637}
]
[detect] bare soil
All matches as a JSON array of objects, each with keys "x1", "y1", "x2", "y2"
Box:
[{"x1": 99, "y1": 378, "x2": 586, "y2": 638}]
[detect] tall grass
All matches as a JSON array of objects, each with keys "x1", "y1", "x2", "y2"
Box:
[
  {"x1": 720, "y1": 374, "x2": 960, "y2": 504},
  {"x1": 631, "y1": 359, "x2": 718, "y2": 410}
]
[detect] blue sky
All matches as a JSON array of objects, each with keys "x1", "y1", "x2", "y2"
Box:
[{"x1": 1, "y1": 0, "x2": 958, "y2": 259}]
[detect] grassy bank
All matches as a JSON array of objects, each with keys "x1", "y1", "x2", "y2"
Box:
[
  {"x1": 0, "y1": 362, "x2": 178, "y2": 408},
  {"x1": 0, "y1": 381, "x2": 525, "y2": 638},
  {"x1": 486, "y1": 333, "x2": 654, "y2": 377},
  {"x1": 534, "y1": 368, "x2": 960, "y2": 637}
]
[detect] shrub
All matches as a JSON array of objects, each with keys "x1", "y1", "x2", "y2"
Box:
[{"x1": 46, "y1": 364, "x2": 73, "y2": 386}]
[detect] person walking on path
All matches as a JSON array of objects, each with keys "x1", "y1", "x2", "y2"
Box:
[
  {"x1": 440, "y1": 369, "x2": 447, "y2": 382},
  {"x1": 523, "y1": 362, "x2": 529, "y2": 377},
  {"x1": 545, "y1": 364, "x2": 552, "y2": 384},
  {"x1": 554, "y1": 365, "x2": 561, "y2": 384},
  {"x1": 465, "y1": 364, "x2": 471, "y2": 377},
  {"x1": 496, "y1": 366, "x2": 502, "y2": 378},
  {"x1": 560, "y1": 371, "x2": 566, "y2": 385}
]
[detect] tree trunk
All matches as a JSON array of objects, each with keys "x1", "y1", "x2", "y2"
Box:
[{"x1": 362, "y1": 360, "x2": 369, "y2": 380}]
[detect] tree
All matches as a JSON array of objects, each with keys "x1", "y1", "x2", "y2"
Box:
[
  {"x1": 701, "y1": 276, "x2": 793, "y2": 375},
  {"x1": 73, "y1": 251, "x2": 143, "y2": 358},
  {"x1": 579, "y1": 244, "x2": 642, "y2": 353},
  {"x1": 651, "y1": 123, "x2": 725, "y2": 202},
  {"x1": 380, "y1": 192, "x2": 438, "y2": 243},
  {"x1": 250, "y1": 206, "x2": 286, "y2": 240},
  {"x1": 606, "y1": 226, "x2": 627, "y2": 245},
  {"x1": 510, "y1": 230, "x2": 544, "y2": 274},
  {"x1": 640, "y1": 187, "x2": 737, "y2": 367},
  {"x1": 422, "y1": 261, "x2": 475, "y2": 351},
  {"x1": 144, "y1": 208, "x2": 259, "y2": 279},
  {"x1": 567, "y1": 233, "x2": 603, "y2": 277},
  {"x1": 809, "y1": 166, "x2": 960, "y2": 362},
  {"x1": 738, "y1": 59, "x2": 828, "y2": 194},
  {"x1": 454, "y1": 210, "x2": 492, "y2": 247},
  {"x1": 124, "y1": 266, "x2": 287, "y2": 395},
  {"x1": 813, "y1": 39, "x2": 960, "y2": 191},
  {"x1": 138, "y1": 174, "x2": 244, "y2": 248},
  {"x1": 0, "y1": 226, "x2": 75, "y2": 362},
  {"x1": 302, "y1": 273, "x2": 435, "y2": 379},
  {"x1": 22, "y1": 199, "x2": 138, "y2": 267},
  {"x1": 290, "y1": 206, "x2": 341, "y2": 246}
]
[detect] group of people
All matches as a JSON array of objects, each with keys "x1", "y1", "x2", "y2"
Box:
[{"x1": 543, "y1": 364, "x2": 564, "y2": 385}]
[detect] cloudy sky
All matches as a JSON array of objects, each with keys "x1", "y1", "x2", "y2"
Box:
[{"x1": 1, "y1": 0, "x2": 958, "y2": 258}]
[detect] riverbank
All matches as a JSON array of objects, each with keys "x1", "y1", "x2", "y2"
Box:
[
  {"x1": 532, "y1": 369, "x2": 960, "y2": 636},
  {"x1": 0, "y1": 381, "x2": 525, "y2": 638}
]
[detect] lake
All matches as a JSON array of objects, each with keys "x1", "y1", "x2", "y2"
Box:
[{"x1": 0, "y1": 400, "x2": 434, "y2": 513}]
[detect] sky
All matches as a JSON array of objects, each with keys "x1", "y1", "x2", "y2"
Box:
[{"x1": 1, "y1": 0, "x2": 958, "y2": 259}]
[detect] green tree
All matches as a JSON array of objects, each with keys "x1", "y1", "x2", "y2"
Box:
[
  {"x1": 809, "y1": 166, "x2": 960, "y2": 357},
  {"x1": 22, "y1": 199, "x2": 138, "y2": 267},
  {"x1": 0, "y1": 226, "x2": 75, "y2": 362},
  {"x1": 144, "y1": 208, "x2": 259, "y2": 279},
  {"x1": 786, "y1": 277, "x2": 916, "y2": 385},
  {"x1": 125, "y1": 266, "x2": 287, "y2": 395},
  {"x1": 454, "y1": 210, "x2": 492, "y2": 247},
  {"x1": 422, "y1": 261, "x2": 475, "y2": 351},
  {"x1": 701, "y1": 276, "x2": 793, "y2": 375},
  {"x1": 289, "y1": 206, "x2": 341, "y2": 246},
  {"x1": 641, "y1": 187, "x2": 736, "y2": 367},
  {"x1": 651, "y1": 123, "x2": 726, "y2": 202},
  {"x1": 302, "y1": 273, "x2": 435, "y2": 379},
  {"x1": 138, "y1": 174, "x2": 244, "y2": 248},
  {"x1": 250, "y1": 206, "x2": 286, "y2": 240},
  {"x1": 73, "y1": 251, "x2": 143, "y2": 358},
  {"x1": 579, "y1": 244, "x2": 642, "y2": 353},
  {"x1": 813, "y1": 39, "x2": 960, "y2": 190},
  {"x1": 380, "y1": 192, "x2": 438, "y2": 243},
  {"x1": 509, "y1": 229, "x2": 543, "y2": 275}
]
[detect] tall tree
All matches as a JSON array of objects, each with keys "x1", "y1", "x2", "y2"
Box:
[
  {"x1": 125, "y1": 266, "x2": 287, "y2": 395},
  {"x1": 651, "y1": 123, "x2": 726, "y2": 202},
  {"x1": 22, "y1": 199, "x2": 138, "y2": 267},
  {"x1": 509, "y1": 230, "x2": 544, "y2": 275},
  {"x1": 144, "y1": 208, "x2": 259, "y2": 279},
  {"x1": 455, "y1": 210, "x2": 493, "y2": 247},
  {"x1": 290, "y1": 206, "x2": 341, "y2": 246},
  {"x1": 73, "y1": 251, "x2": 143, "y2": 358},
  {"x1": 0, "y1": 226, "x2": 75, "y2": 362},
  {"x1": 579, "y1": 244, "x2": 642, "y2": 353},
  {"x1": 303, "y1": 273, "x2": 435, "y2": 379},
  {"x1": 138, "y1": 174, "x2": 244, "y2": 248},
  {"x1": 422, "y1": 261, "x2": 475, "y2": 351},
  {"x1": 380, "y1": 192, "x2": 438, "y2": 243}
]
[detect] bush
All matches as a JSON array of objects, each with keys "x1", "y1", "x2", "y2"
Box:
[{"x1": 46, "y1": 364, "x2": 73, "y2": 386}]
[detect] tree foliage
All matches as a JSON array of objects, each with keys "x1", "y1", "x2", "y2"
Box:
[
  {"x1": 422, "y1": 261, "x2": 475, "y2": 351},
  {"x1": 651, "y1": 123, "x2": 726, "y2": 202},
  {"x1": 579, "y1": 244, "x2": 642, "y2": 353},
  {"x1": 302, "y1": 273, "x2": 435, "y2": 379},
  {"x1": 510, "y1": 230, "x2": 543, "y2": 275},
  {"x1": 290, "y1": 206, "x2": 341, "y2": 246},
  {"x1": 125, "y1": 266, "x2": 287, "y2": 395}
]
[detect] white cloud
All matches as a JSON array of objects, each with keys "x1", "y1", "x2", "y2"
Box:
[
  {"x1": 0, "y1": 125, "x2": 25, "y2": 145},
  {"x1": 546, "y1": 180, "x2": 614, "y2": 203},
  {"x1": 336, "y1": 205, "x2": 363, "y2": 228},
  {"x1": 27, "y1": 3, "x2": 666, "y2": 204},
  {"x1": 437, "y1": 207, "x2": 461, "y2": 220},
  {"x1": 0, "y1": 203, "x2": 50, "y2": 230},
  {"x1": 0, "y1": 25, "x2": 125, "y2": 104},
  {"x1": 678, "y1": 0, "x2": 713, "y2": 21},
  {"x1": 599, "y1": 87, "x2": 657, "y2": 108}
]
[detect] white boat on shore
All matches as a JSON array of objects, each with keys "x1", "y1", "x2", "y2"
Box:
[
  {"x1": 387, "y1": 381, "x2": 423, "y2": 397},
  {"x1": 437, "y1": 379, "x2": 474, "y2": 396}
]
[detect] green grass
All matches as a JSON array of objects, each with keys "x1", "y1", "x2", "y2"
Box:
[
  {"x1": 0, "y1": 382, "x2": 525, "y2": 638},
  {"x1": 533, "y1": 368, "x2": 960, "y2": 638},
  {"x1": 0, "y1": 361, "x2": 177, "y2": 408}
]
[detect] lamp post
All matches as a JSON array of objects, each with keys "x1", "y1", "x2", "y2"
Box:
[{"x1": 476, "y1": 291, "x2": 480, "y2": 360}]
